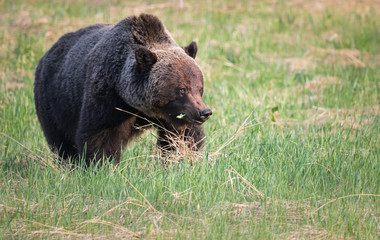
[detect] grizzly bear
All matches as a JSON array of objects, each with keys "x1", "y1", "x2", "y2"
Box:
[{"x1": 34, "y1": 14, "x2": 212, "y2": 164}]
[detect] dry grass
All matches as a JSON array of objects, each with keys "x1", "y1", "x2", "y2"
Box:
[
  {"x1": 284, "y1": 57, "x2": 314, "y2": 72},
  {"x1": 280, "y1": 225, "x2": 350, "y2": 240},
  {"x1": 300, "y1": 105, "x2": 380, "y2": 131},
  {"x1": 268, "y1": 104, "x2": 380, "y2": 134},
  {"x1": 254, "y1": 46, "x2": 368, "y2": 75},
  {"x1": 307, "y1": 47, "x2": 366, "y2": 68},
  {"x1": 3, "y1": 194, "x2": 148, "y2": 239},
  {"x1": 157, "y1": 132, "x2": 205, "y2": 165},
  {"x1": 286, "y1": 0, "x2": 380, "y2": 14},
  {"x1": 304, "y1": 76, "x2": 342, "y2": 94}
]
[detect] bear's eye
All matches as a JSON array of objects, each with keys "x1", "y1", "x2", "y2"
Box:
[{"x1": 179, "y1": 88, "x2": 186, "y2": 95}]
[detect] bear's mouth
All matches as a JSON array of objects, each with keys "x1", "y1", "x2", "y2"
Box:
[
  {"x1": 185, "y1": 116, "x2": 204, "y2": 125},
  {"x1": 172, "y1": 112, "x2": 209, "y2": 125},
  {"x1": 173, "y1": 112, "x2": 203, "y2": 125}
]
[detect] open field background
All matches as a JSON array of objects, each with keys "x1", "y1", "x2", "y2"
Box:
[{"x1": 0, "y1": 0, "x2": 379, "y2": 239}]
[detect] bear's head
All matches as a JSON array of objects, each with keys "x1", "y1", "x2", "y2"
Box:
[{"x1": 133, "y1": 42, "x2": 212, "y2": 127}]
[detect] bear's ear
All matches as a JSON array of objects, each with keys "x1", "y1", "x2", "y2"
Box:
[
  {"x1": 182, "y1": 41, "x2": 198, "y2": 59},
  {"x1": 135, "y1": 47, "x2": 158, "y2": 69}
]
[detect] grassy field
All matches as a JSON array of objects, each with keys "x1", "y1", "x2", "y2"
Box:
[{"x1": 0, "y1": 0, "x2": 379, "y2": 239}]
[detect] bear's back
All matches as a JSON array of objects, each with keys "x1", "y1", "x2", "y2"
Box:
[
  {"x1": 34, "y1": 24, "x2": 112, "y2": 140},
  {"x1": 35, "y1": 24, "x2": 110, "y2": 88}
]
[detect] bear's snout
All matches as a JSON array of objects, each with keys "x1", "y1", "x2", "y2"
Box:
[
  {"x1": 184, "y1": 107, "x2": 212, "y2": 125},
  {"x1": 186, "y1": 99, "x2": 212, "y2": 124},
  {"x1": 199, "y1": 108, "x2": 212, "y2": 122}
]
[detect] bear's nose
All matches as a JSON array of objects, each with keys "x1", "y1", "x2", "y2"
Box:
[{"x1": 200, "y1": 108, "x2": 212, "y2": 121}]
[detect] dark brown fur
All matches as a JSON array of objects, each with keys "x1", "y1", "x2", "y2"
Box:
[
  {"x1": 84, "y1": 116, "x2": 144, "y2": 162},
  {"x1": 34, "y1": 14, "x2": 212, "y2": 165}
]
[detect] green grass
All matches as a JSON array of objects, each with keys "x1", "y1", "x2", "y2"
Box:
[{"x1": 1, "y1": 0, "x2": 379, "y2": 239}]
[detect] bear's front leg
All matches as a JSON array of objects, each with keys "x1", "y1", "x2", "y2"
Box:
[
  {"x1": 157, "y1": 124, "x2": 205, "y2": 154},
  {"x1": 76, "y1": 127, "x2": 121, "y2": 164},
  {"x1": 76, "y1": 115, "x2": 145, "y2": 165},
  {"x1": 75, "y1": 94, "x2": 143, "y2": 164}
]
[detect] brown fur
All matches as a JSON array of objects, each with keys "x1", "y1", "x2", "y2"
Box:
[
  {"x1": 131, "y1": 13, "x2": 176, "y2": 49},
  {"x1": 34, "y1": 14, "x2": 211, "y2": 165},
  {"x1": 84, "y1": 116, "x2": 144, "y2": 162}
]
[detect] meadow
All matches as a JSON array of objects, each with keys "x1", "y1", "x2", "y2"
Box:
[{"x1": 0, "y1": 0, "x2": 379, "y2": 239}]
